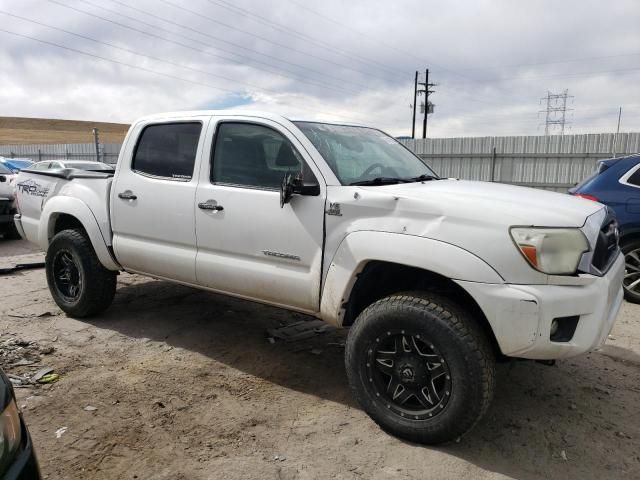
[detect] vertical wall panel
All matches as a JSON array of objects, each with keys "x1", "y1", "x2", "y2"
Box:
[{"x1": 401, "y1": 133, "x2": 640, "y2": 191}]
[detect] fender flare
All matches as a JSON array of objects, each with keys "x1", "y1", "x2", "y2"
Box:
[
  {"x1": 320, "y1": 231, "x2": 504, "y2": 326},
  {"x1": 39, "y1": 196, "x2": 120, "y2": 271}
]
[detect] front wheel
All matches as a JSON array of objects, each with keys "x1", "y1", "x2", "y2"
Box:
[
  {"x1": 45, "y1": 229, "x2": 117, "y2": 318},
  {"x1": 345, "y1": 292, "x2": 495, "y2": 444},
  {"x1": 622, "y1": 239, "x2": 640, "y2": 303}
]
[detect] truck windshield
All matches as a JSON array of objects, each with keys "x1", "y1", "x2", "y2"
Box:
[{"x1": 294, "y1": 122, "x2": 438, "y2": 185}]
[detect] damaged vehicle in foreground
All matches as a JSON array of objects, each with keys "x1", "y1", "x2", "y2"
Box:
[
  {"x1": 0, "y1": 368, "x2": 40, "y2": 479},
  {"x1": 13, "y1": 111, "x2": 624, "y2": 444}
]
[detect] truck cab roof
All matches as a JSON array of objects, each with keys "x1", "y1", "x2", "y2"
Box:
[{"x1": 133, "y1": 110, "x2": 365, "y2": 128}]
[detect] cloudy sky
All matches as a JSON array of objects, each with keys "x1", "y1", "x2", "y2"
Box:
[{"x1": 0, "y1": 0, "x2": 639, "y2": 137}]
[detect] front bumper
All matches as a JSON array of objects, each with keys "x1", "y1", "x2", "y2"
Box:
[{"x1": 456, "y1": 252, "x2": 625, "y2": 360}]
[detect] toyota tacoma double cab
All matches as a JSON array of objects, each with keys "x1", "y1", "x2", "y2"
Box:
[{"x1": 13, "y1": 111, "x2": 624, "y2": 444}]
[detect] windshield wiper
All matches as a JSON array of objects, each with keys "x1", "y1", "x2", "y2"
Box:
[
  {"x1": 349, "y1": 177, "x2": 409, "y2": 186},
  {"x1": 404, "y1": 174, "x2": 438, "y2": 182}
]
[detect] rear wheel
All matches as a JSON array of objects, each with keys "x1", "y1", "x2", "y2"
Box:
[
  {"x1": 622, "y1": 239, "x2": 640, "y2": 303},
  {"x1": 46, "y1": 229, "x2": 117, "y2": 318},
  {"x1": 345, "y1": 292, "x2": 495, "y2": 444}
]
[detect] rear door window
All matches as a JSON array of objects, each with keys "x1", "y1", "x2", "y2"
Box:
[{"x1": 132, "y1": 122, "x2": 202, "y2": 180}]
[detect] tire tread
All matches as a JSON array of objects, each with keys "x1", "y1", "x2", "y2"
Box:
[
  {"x1": 345, "y1": 291, "x2": 495, "y2": 444},
  {"x1": 46, "y1": 229, "x2": 116, "y2": 318}
]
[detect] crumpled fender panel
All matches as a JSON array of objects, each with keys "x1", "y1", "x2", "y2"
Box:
[{"x1": 320, "y1": 230, "x2": 504, "y2": 326}]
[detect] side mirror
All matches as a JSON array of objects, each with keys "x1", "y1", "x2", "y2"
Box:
[
  {"x1": 280, "y1": 172, "x2": 320, "y2": 208},
  {"x1": 0, "y1": 175, "x2": 6, "y2": 183}
]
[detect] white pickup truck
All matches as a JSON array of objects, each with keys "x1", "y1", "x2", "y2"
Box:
[{"x1": 14, "y1": 111, "x2": 624, "y2": 444}]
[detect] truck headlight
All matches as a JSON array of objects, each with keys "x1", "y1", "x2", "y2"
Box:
[
  {"x1": 510, "y1": 227, "x2": 589, "y2": 275},
  {"x1": 0, "y1": 399, "x2": 22, "y2": 472}
]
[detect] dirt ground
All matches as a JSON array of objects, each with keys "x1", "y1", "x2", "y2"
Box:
[
  {"x1": 0, "y1": 117, "x2": 129, "y2": 145},
  {"x1": 1, "y1": 239, "x2": 638, "y2": 480}
]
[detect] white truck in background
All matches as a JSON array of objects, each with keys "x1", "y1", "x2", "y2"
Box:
[{"x1": 13, "y1": 111, "x2": 624, "y2": 444}]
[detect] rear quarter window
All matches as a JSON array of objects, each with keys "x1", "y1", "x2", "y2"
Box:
[
  {"x1": 132, "y1": 122, "x2": 202, "y2": 180},
  {"x1": 624, "y1": 164, "x2": 640, "y2": 187}
]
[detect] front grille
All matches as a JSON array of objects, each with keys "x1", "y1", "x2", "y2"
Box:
[{"x1": 592, "y1": 212, "x2": 619, "y2": 272}]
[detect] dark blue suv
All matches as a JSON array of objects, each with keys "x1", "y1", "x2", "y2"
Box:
[{"x1": 571, "y1": 154, "x2": 640, "y2": 302}]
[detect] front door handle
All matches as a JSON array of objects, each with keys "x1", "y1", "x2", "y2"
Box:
[
  {"x1": 198, "y1": 201, "x2": 223, "y2": 211},
  {"x1": 118, "y1": 190, "x2": 137, "y2": 200}
]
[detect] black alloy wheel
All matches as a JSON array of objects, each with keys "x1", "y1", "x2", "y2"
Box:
[
  {"x1": 52, "y1": 249, "x2": 82, "y2": 302},
  {"x1": 622, "y1": 240, "x2": 640, "y2": 303},
  {"x1": 367, "y1": 331, "x2": 452, "y2": 420},
  {"x1": 345, "y1": 292, "x2": 495, "y2": 444}
]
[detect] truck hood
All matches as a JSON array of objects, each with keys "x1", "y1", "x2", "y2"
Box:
[
  {"x1": 359, "y1": 179, "x2": 602, "y2": 227},
  {"x1": 324, "y1": 179, "x2": 606, "y2": 284}
]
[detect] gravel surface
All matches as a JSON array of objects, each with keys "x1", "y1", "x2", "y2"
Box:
[{"x1": 1, "y1": 239, "x2": 639, "y2": 480}]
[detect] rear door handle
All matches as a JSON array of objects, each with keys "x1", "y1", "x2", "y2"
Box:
[
  {"x1": 198, "y1": 201, "x2": 223, "y2": 211},
  {"x1": 118, "y1": 190, "x2": 137, "y2": 200}
]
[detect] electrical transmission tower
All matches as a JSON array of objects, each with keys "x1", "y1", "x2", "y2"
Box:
[
  {"x1": 411, "y1": 69, "x2": 437, "y2": 138},
  {"x1": 540, "y1": 89, "x2": 573, "y2": 135}
]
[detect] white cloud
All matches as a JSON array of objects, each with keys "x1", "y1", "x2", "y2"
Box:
[{"x1": 0, "y1": 0, "x2": 638, "y2": 137}]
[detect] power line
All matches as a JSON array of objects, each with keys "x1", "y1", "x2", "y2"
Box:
[
  {"x1": 452, "y1": 51, "x2": 640, "y2": 73},
  {"x1": 0, "y1": 27, "x2": 368, "y2": 123},
  {"x1": 444, "y1": 65, "x2": 640, "y2": 84},
  {"x1": 158, "y1": 0, "x2": 399, "y2": 84},
  {"x1": 86, "y1": 0, "x2": 370, "y2": 93},
  {"x1": 49, "y1": 0, "x2": 362, "y2": 96},
  {"x1": 0, "y1": 28, "x2": 232, "y2": 94},
  {"x1": 281, "y1": 0, "x2": 640, "y2": 111},
  {"x1": 202, "y1": 0, "x2": 405, "y2": 81},
  {"x1": 0, "y1": 10, "x2": 312, "y2": 99},
  {"x1": 65, "y1": 0, "x2": 522, "y2": 110},
  {"x1": 284, "y1": 0, "x2": 480, "y2": 83},
  {"x1": 101, "y1": 0, "x2": 364, "y2": 93},
  {"x1": 284, "y1": 0, "x2": 423, "y2": 62}
]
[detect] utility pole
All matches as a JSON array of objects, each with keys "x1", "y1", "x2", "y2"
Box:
[
  {"x1": 410, "y1": 70, "x2": 437, "y2": 138},
  {"x1": 422, "y1": 69, "x2": 429, "y2": 138},
  {"x1": 92, "y1": 128, "x2": 100, "y2": 162},
  {"x1": 616, "y1": 106, "x2": 622, "y2": 134},
  {"x1": 613, "y1": 106, "x2": 622, "y2": 158},
  {"x1": 539, "y1": 89, "x2": 573, "y2": 135},
  {"x1": 419, "y1": 69, "x2": 436, "y2": 138},
  {"x1": 411, "y1": 71, "x2": 418, "y2": 139}
]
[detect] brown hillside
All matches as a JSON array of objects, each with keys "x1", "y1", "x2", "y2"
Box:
[{"x1": 0, "y1": 117, "x2": 130, "y2": 145}]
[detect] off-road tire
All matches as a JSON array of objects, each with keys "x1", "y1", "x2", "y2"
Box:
[
  {"x1": 622, "y1": 238, "x2": 640, "y2": 303},
  {"x1": 45, "y1": 229, "x2": 117, "y2": 318},
  {"x1": 345, "y1": 292, "x2": 495, "y2": 444}
]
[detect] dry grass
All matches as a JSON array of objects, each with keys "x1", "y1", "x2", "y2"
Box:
[{"x1": 0, "y1": 117, "x2": 130, "y2": 145}]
